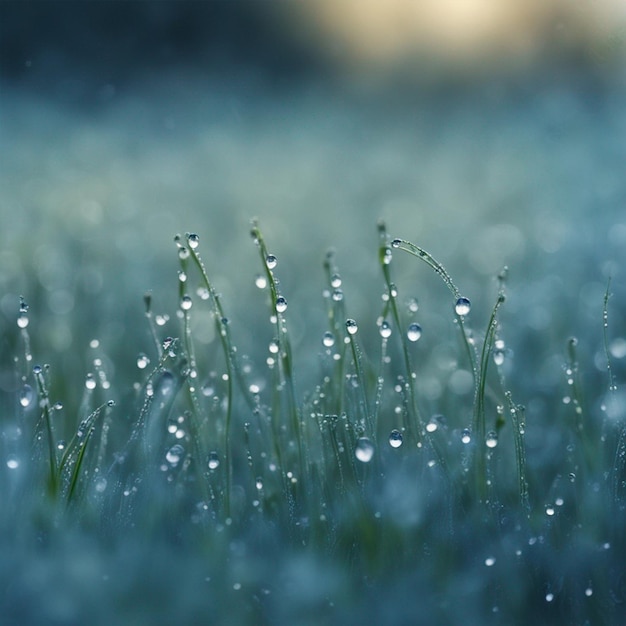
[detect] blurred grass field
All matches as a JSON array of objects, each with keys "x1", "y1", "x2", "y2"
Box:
[{"x1": 1, "y1": 2, "x2": 626, "y2": 624}]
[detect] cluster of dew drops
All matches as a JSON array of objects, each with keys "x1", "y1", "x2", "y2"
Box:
[{"x1": 328, "y1": 287, "x2": 474, "y2": 465}]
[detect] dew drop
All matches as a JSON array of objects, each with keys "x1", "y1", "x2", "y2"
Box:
[
  {"x1": 331, "y1": 289, "x2": 344, "y2": 302},
  {"x1": 33, "y1": 365, "x2": 42, "y2": 375},
  {"x1": 181, "y1": 295, "x2": 193, "y2": 310},
  {"x1": 265, "y1": 255, "x2": 278, "y2": 270},
  {"x1": 85, "y1": 373, "x2": 97, "y2": 390},
  {"x1": 255, "y1": 274, "x2": 267, "y2": 289},
  {"x1": 461, "y1": 428, "x2": 471, "y2": 444},
  {"x1": 6, "y1": 456, "x2": 19, "y2": 470},
  {"x1": 275, "y1": 296, "x2": 287, "y2": 313},
  {"x1": 355, "y1": 437, "x2": 374, "y2": 462},
  {"x1": 382, "y1": 247, "x2": 392, "y2": 265},
  {"x1": 255, "y1": 477, "x2": 263, "y2": 490},
  {"x1": 187, "y1": 233, "x2": 200, "y2": 249},
  {"x1": 485, "y1": 431, "x2": 498, "y2": 448},
  {"x1": 178, "y1": 247, "x2": 190, "y2": 260},
  {"x1": 17, "y1": 312, "x2": 29, "y2": 329},
  {"x1": 485, "y1": 557, "x2": 496, "y2": 567},
  {"x1": 455, "y1": 297, "x2": 471, "y2": 316},
  {"x1": 155, "y1": 314, "x2": 169, "y2": 326},
  {"x1": 391, "y1": 239, "x2": 401, "y2": 248},
  {"x1": 379, "y1": 320, "x2": 392, "y2": 339},
  {"x1": 166, "y1": 444, "x2": 184, "y2": 466},
  {"x1": 19, "y1": 384, "x2": 34, "y2": 408},
  {"x1": 330, "y1": 274, "x2": 342, "y2": 288},
  {"x1": 208, "y1": 451, "x2": 220, "y2": 470},
  {"x1": 346, "y1": 319, "x2": 358, "y2": 335},
  {"x1": 107, "y1": 400, "x2": 115, "y2": 407},
  {"x1": 407, "y1": 323, "x2": 422, "y2": 342},
  {"x1": 426, "y1": 419, "x2": 438, "y2": 433},
  {"x1": 322, "y1": 332, "x2": 335, "y2": 348},
  {"x1": 178, "y1": 270, "x2": 187, "y2": 283},
  {"x1": 388, "y1": 429, "x2": 403, "y2": 448},
  {"x1": 137, "y1": 353, "x2": 150, "y2": 369}
]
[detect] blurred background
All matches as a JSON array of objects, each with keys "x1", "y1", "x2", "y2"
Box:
[{"x1": 1, "y1": 1, "x2": 625, "y2": 408}]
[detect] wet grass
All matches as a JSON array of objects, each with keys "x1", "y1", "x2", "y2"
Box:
[{"x1": 1, "y1": 223, "x2": 625, "y2": 625}]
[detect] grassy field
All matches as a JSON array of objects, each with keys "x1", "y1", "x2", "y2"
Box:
[{"x1": 1, "y1": 65, "x2": 626, "y2": 624}]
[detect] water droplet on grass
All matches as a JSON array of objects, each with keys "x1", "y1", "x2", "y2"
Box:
[
  {"x1": 322, "y1": 332, "x2": 335, "y2": 347},
  {"x1": 85, "y1": 373, "x2": 97, "y2": 390},
  {"x1": 391, "y1": 239, "x2": 401, "y2": 248},
  {"x1": 426, "y1": 419, "x2": 438, "y2": 433},
  {"x1": 330, "y1": 274, "x2": 342, "y2": 288},
  {"x1": 379, "y1": 320, "x2": 392, "y2": 338},
  {"x1": 461, "y1": 429, "x2": 471, "y2": 444},
  {"x1": 181, "y1": 295, "x2": 193, "y2": 310},
  {"x1": 275, "y1": 296, "x2": 287, "y2": 313},
  {"x1": 19, "y1": 385, "x2": 34, "y2": 408},
  {"x1": 187, "y1": 233, "x2": 200, "y2": 249},
  {"x1": 137, "y1": 353, "x2": 150, "y2": 369},
  {"x1": 166, "y1": 444, "x2": 184, "y2": 466},
  {"x1": 493, "y1": 349, "x2": 505, "y2": 366},
  {"x1": 17, "y1": 313, "x2": 29, "y2": 329},
  {"x1": 455, "y1": 297, "x2": 471, "y2": 316},
  {"x1": 178, "y1": 247, "x2": 190, "y2": 260},
  {"x1": 208, "y1": 452, "x2": 220, "y2": 470},
  {"x1": 346, "y1": 319, "x2": 358, "y2": 335},
  {"x1": 355, "y1": 437, "x2": 374, "y2": 462},
  {"x1": 388, "y1": 429, "x2": 403, "y2": 448},
  {"x1": 486, "y1": 431, "x2": 498, "y2": 448},
  {"x1": 407, "y1": 323, "x2": 422, "y2": 342},
  {"x1": 265, "y1": 255, "x2": 277, "y2": 270},
  {"x1": 407, "y1": 298, "x2": 419, "y2": 313}
]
